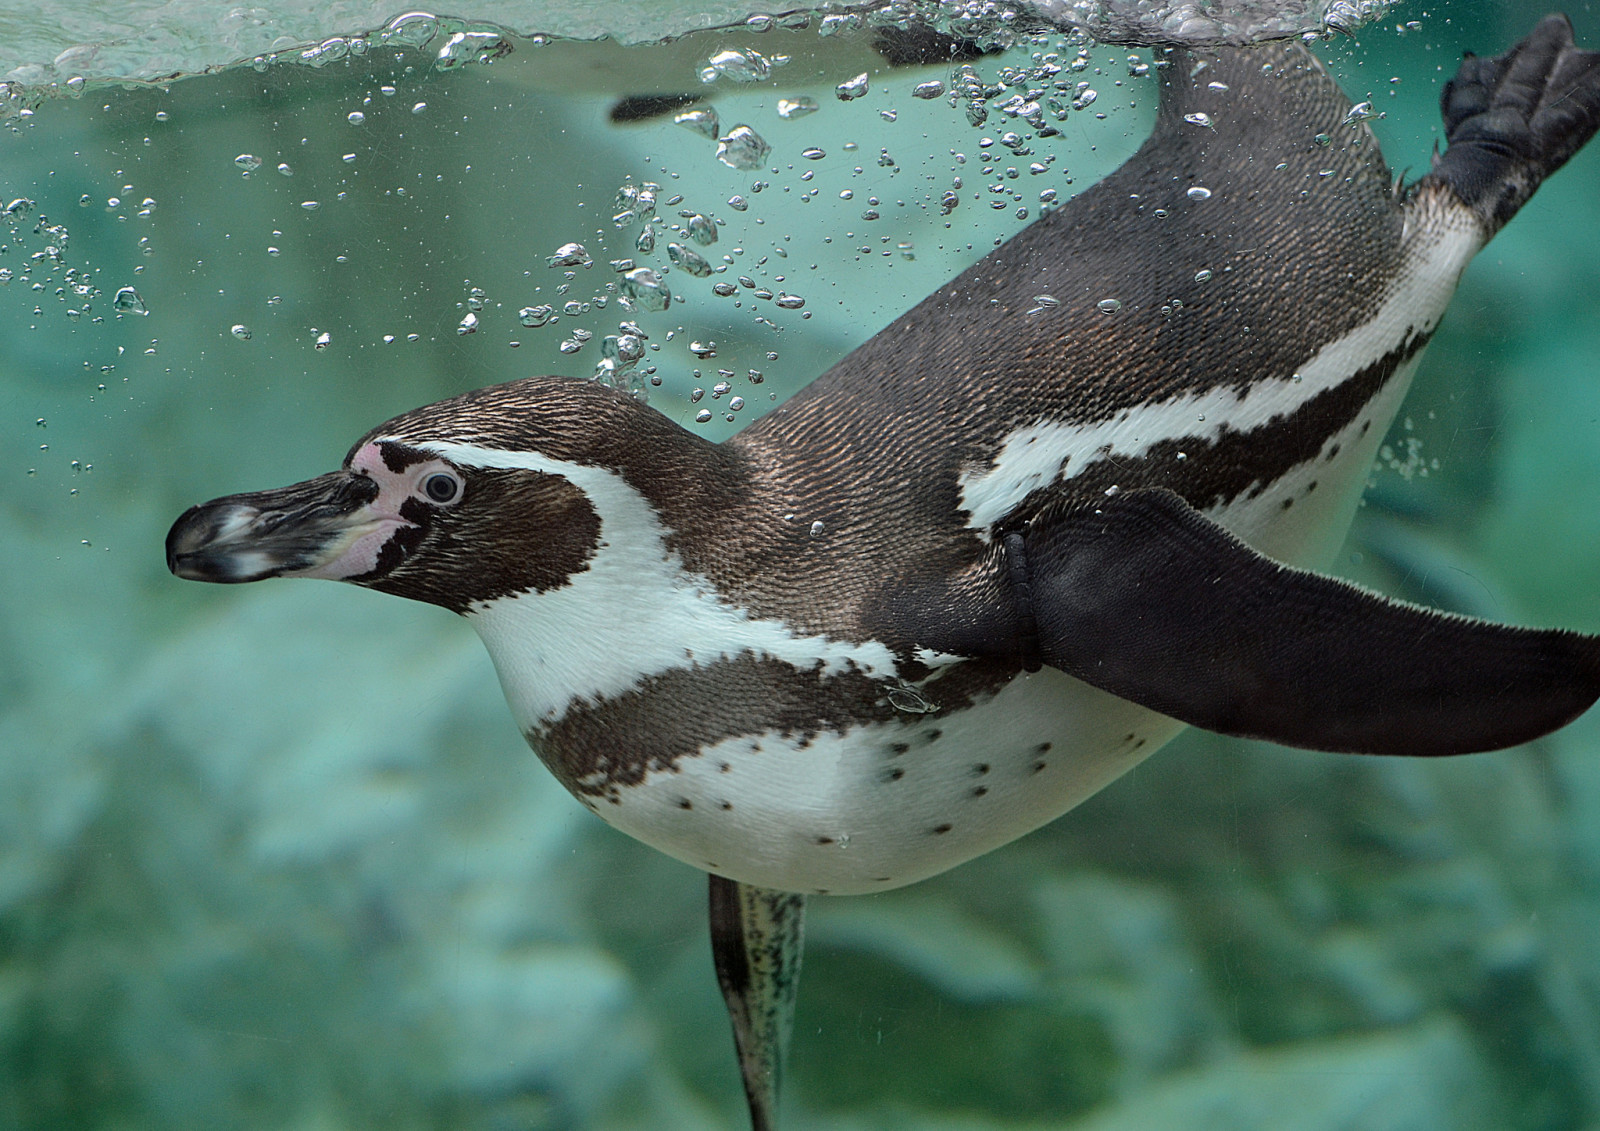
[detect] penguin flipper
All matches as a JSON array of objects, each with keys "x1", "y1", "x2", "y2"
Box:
[
  {"x1": 1005, "y1": 488, "x2": 1600, "y2": 757},
  {"x1": 1423, "y1": 13, "x2": 1600, "y2": 236},
  {"x1": 709, "y1": 875, "x2": 807, "y2": 1131}
]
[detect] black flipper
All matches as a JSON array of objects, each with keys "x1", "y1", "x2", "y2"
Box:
[
  {"x1": 1423, "y1": 14, "x2": 1600, "y2": 236},
  {"x1": 1006, "y1": 488, "x2": 1600, "y2": 757},
  {"x1": 709, "y1": 875, "x2": 807, "y2": 1131}
]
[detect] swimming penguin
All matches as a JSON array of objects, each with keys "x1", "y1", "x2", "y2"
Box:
[{"x1": 167, "y1": 16, "x2": 1600, "y2": 1130}]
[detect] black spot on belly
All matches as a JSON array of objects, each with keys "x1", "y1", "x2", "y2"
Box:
[
  {"x1": 973, "y1": 763, "x2": 991, "y2": 776},
  {"x1": 1036, "y1": 742, "x2": 1052, "y2": 754},
  {"x1": 890, "y1": 741, "x2": 911, "y2": 756},
  {"x1": 873, "y1": 877, "x2": 893, "y2": 883},
  {"x1": 924, "y1": 729, "x2": 944, "y2": 743},
  {"x1": 1032, "y1": 760, "x2": 1048, "y2": 774},
  {"x1": 886, "y1": 767, "x2": 906, "y2": 782},
  {"x1": 720, "y1": 800, "x2": 733, "y2": 811},
  {"x1": 678, "y1": 798, "x2": 693, "y2": 810},
  {"x1": 719, "y1": 762, "x2": 732, "y2": 773},
  {"x1": 1307, "y1": 480, "x2": 1318, "y2": 493},
  {"x1": 1326, "y1": 443, "x2": 1341, "y2": 460},
  {"x1": 932, "y1": 823, "x2": 953, "y2": 835},
  {"x1": 1281, "y1": 497, "x2": 1294, "y2": 510},
  {"x1": 973, "y1": 786, "x2": 989, "y2": 797},
  {"x1": 816, "y1": 836, "x2": 835, "y2": 845}
]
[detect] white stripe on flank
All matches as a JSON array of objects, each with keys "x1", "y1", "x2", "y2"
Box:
[
  {"x1": 958, "y1": 205, "x2": 1483, "y2": 535},
  {"x1": 404, "y1": 441, "x2": 897, "y2": 731}
]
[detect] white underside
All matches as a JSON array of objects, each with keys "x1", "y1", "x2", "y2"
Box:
[{"x1": 401, "y1": 201, "x2": 1484, "y2": 895}]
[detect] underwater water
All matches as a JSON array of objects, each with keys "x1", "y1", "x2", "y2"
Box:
[{"x1": 6, "y1": 2, "x2": 1600, "y2": 1128}]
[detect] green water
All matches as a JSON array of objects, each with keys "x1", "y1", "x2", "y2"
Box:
[{"x1": 6, "y1": 4, "x2": 1600, "y2": 1129}]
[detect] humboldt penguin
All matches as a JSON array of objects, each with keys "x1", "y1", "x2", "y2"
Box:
[{"x1": 167, "y1": 17, "x2": 1600, "y2": 1130}]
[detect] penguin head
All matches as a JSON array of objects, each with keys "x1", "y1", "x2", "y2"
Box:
[{"x1": 165, "y1": 376, "x2": 685, "y2": 613}]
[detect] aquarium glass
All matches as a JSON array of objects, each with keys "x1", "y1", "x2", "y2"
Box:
[{"x1": 5, "y1": 2, "x2": 1600, "y2": 1129}]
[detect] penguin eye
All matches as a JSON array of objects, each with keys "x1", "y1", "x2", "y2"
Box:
[{"x1": 422, "y1": 471, "x2": 461, "y2": 504}]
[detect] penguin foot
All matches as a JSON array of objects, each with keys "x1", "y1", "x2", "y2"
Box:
[
  {"x1": 1426, "y1": 13, "x2": 1600, "y2": 234},
  {"x1": 710, "y1": 876, "x2": 807, "y2": 1131}
]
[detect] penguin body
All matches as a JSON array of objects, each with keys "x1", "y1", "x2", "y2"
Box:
[{"x1": 169, "y1": 21, "x2": 1600, "y2": 901}]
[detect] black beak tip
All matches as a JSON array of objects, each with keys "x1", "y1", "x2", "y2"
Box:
[
  {"x1": 166, "y1": 502, "x2": 272, "y2": 583},
  {"x1": 166, "y1": 504, "x2": 205, "y2": 577}
]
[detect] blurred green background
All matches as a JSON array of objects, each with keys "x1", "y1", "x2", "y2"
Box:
[{"x1": 5, "y1": 3, "x2": 1600, "y2": 1129}]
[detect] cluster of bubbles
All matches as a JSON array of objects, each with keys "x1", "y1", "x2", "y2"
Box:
[
  {"x1": 1, "y1": 194, "x2": 153, "y2": 335},
  {"x1": 280, "y1": 13, "x2": 514, "y2": 76},
  {"x1": 495, "y1": 162, "x2": 813, "y2": 407}
]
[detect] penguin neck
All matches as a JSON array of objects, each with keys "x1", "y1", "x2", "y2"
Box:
[
  {"x1": 460, "y1": 425, "x2": 896, "y2": 735},
  {"x1": 429, "y1": 380, "x2": 819, "y2": 735}
]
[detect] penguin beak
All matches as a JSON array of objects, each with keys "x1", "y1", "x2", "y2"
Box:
[{"x1": 167, "y1": 471, "x2": 385, "y2": 583}]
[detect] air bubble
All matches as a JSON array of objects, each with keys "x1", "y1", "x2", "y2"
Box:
[
  {"x1": 347, "y1": 111, "x2": 365, "y2": 125},
  {"x1": 1194, "y1": 268, "x2": 1213, "y2": 282},
  {"x1": 777, "y1": 97, "x2": 818, "y2": 119},
  {"x1": 675, "y1": 107, "x2": 721, "y2": 139},
  {"x1": 234, "y1": 154, "x2": 262, "y2": 172},
  {"x1": 1183, "y1": 112, "x2": 1213, "y2": 128},
  {"x1": 113, "y1": 286, "x2": 147, "y2": 315},
  {"x1": 668, "y1": 243, "x2": 714, "y2": 277},
  {"x1": 547, "y1": 242, "x2": 592, "y2": 268},
  {"x1": 457, "y1": 312, "x2": 478, "y2": 334},
  {"x1": 912, "y1": 80, "x2": 945, "y2": 99},
  {"x1": 774, "y1": 293, "x2": 804, "y2": 309},
  {"x1": 801, "y1": 146, "x2": 826, "y2": 160},
  {"x1": 836, "y1": 73, "x2": 870, "y2": 101},
  {"x1": 686, "y1": 214, "x2": 718, "y2": 245},
  {"x1": 716, "y1": 125, "x2": 772, "y2": 170},
  {"x1": 621, "y1": 267, "x2": 671, "y2": 311},
  {"x1": 1186, "y1": 186, "x2": 1212, "y2": 201},
  {"x1": 519, "y1": 305, "x2": 553, "y2": 327},
  {"x1": 230, "y1": 324, "x2": 252, "y2": 339},
  {"x1": 1343, "y1": 101, "x2": 1374, "y2": 125},
  {"x1": 809, "y1": 520, "x2": 825, "y2": 537},
  {"x1": 1097, "y1": 298, "x2": 1122, "y2": 314},
  {"x1": 703, "y1": 48, "x2": 771, "y2": 83}
]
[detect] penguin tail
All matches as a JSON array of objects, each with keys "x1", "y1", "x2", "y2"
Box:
[{"x1": 1423, "y1": 13, "x2": 1600, "y2": 236}]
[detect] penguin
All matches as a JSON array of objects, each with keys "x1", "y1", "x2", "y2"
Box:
[{"x1": 166, "y1": 17, "x2": 1600, "y2": 1131}]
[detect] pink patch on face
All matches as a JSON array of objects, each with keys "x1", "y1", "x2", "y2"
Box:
[{"x1": 293, "y1": 441, "x2": 461, "y2": 580}]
